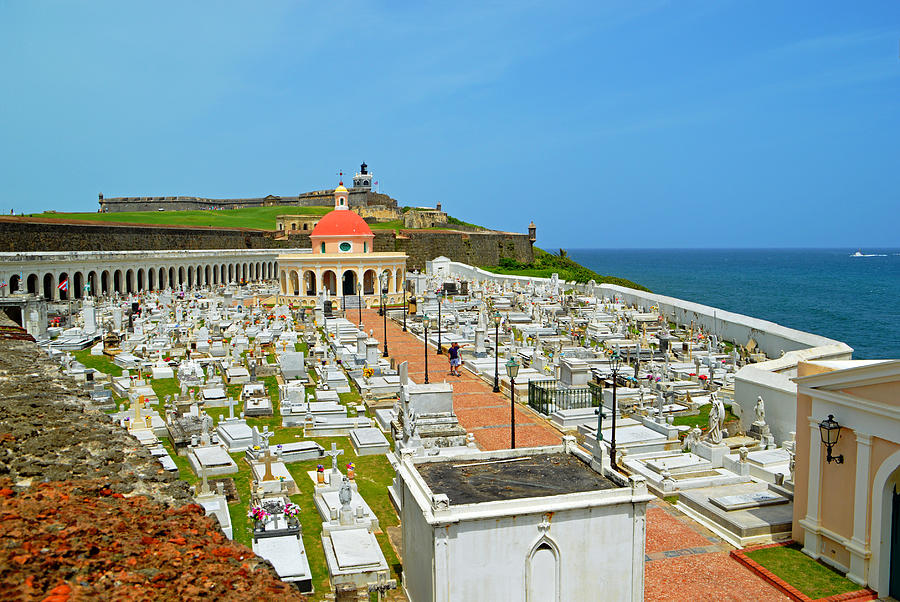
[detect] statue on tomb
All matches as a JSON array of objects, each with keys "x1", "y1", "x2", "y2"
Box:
[
  {"x1": 338, "y1": 476, "x2": 352, "y2": 510},
  {"x1": 707, "y1": 401, "x2": 722, "y2": 444},
  {"x1": 754, "y1": 396, "x2": 766, "y2": 426}
]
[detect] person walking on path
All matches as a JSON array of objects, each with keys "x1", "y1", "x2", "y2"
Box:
[{"x1": 448, "y1": 341, "x2": 463, "y2": 376}]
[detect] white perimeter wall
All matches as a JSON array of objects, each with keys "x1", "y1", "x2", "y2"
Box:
[{"x1": 430, "y1": 258, "x2": 854, "y2": 443}]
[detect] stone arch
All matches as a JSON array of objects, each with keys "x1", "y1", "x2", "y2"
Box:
[
  {"x1": 525, "y1": 536, "x2": 560, "y2": 602},
  {"x1": 137, "y1": 268, "x2": 145, "y2": 292},
  {"x1": 147, "y1": 268, "x2": 155, "y2": 291},
  {"x1": 86, "y1": 271, "x2": 96, "y2": 296},
  {"x1": 303, "y1": 270, "x2": 317, "y2": 296},
  {"x1": 383, "y1": 269, "x2": 393, "y2": 293},
  {"x1": 363, "y1": 269, "x2": 376, "y2": 296},
  {"x1": 205, "y1": 265, "x2": 211, "y2": 286},
  {"x1": 27, "y1": 273, "x2": 39, "y2": 295},
  {"x1": 289, "y1": 271, "x2": 300, "y2": 296},
  {"x1": 58, "y1": 272, "x2": 70, "y2": 300},
  {"x1": 396, "y1": 268, "x2": 404, "y2": 293},
  {"x1": 341, "y1": 269, "x2": 358, "y2": 296},
  {"x1": 9, "y1": 274, "x2": 20, "y2": 294},
  {"x1": 186, "y1": 266, "x2": 193, "y2": 289},
  {"x1": 168, "y1": 267, "x2": 176, "y2": 289},
  {"x1": 177, "y1": 266, "x2": 184, "y2": 288},
  {"x1": 274, "y1": 261, "x2": 279, "y2": 277},
  {"x1": 73, "y1": 271, "x2": 84, "y2": 299},
  {"x1": 43, "y1": 273, "x2": 55, "y2": 300},
  {"x1": 125, "y1": 269, "x2": 134, "y2": 294},
  {"x1": 279, "y1": 270, "x2": 286, "y2": 294},
  {"x1": 228, "y1": 264, "x2": 234, "y2": 283},
  {"x1": 101, "y1": 270, "x2": 110, "y2": 295},
  {"x1": 158, "y1": 267, "x2": 166, "y2": 290},
  {"x1": 113, "y1": 270, "x2": 123, "y2": 294},
  {"x1": 322, "y1": 270, "x2": 337, "y2": 296},
  {"x1": 870, "y1": 449, "x2": 900, "y2": 595}
]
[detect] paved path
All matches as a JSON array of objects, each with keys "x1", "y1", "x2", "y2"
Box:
[
  {"x1": 644, "y1": 499, "x2": 790, "y2": 601},
  {"x1": 359, "y1": 309, "x2": 561, "y2": 450}
]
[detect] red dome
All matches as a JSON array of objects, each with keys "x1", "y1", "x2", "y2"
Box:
[{"x1": 310, "y1": 210, "x2": 374, "y2": 237}]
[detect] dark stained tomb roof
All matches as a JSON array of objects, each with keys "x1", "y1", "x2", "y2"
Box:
[{"x1": 416, "y1": 453, "x2": 618, "y2": 506}]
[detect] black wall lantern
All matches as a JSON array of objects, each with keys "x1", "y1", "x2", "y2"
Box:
[{"x1": 818, "y1": 414, "x2": 844, "y2": 464}]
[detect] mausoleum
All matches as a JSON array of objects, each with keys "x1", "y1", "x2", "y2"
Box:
[
  {"x1": 395, "y1": 439, "x2": 652, "y2": 602},
  {"x1": 277, "y1": 178, "x2": 407, "y2": 306}
]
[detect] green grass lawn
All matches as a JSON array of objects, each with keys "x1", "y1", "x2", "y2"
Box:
[
  {"x1": 30, "y1": 205, "x2": 330, "y2": 230},
  {"x1": 745, "y1": 543, "x2": 862, "y2": 599},
  {"x1": 74, "y1": 348, "x2": 123, "y2": 377},
  {"x1": 672, "y1": 403, "x2": 739, "y2": 430},
  {"x1": 480, "y1": 247, "x2": 650, "y2": 289},
  {"x1": 150, "y1": 377, "x2": 180, "y2": 401}
]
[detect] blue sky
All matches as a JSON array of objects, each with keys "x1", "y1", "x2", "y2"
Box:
[{"x1": 1, "y1": 1, "x2": 898, "y2": 248}]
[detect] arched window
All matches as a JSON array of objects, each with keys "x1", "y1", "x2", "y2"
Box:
[
  {"x1": 363, "y1": 242, "x2": 367, "y2": 253},
  {"x1": 291, "y1": 223, "x2": 296, "y2": 230},
  {"x1": 320, "y1": 242, "x2": 326, "y2": 253}
]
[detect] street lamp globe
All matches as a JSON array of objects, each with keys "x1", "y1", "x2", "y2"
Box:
[{"x1": 505, "y1": 356, "x2": 520, "y2": 379}]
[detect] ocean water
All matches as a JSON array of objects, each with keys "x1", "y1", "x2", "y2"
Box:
[{"x1": 567, "y1": 248, "x2": 900, "y2": 360}]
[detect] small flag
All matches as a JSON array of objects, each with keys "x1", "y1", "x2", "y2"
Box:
[
  {"x1": 0, "y1": 281, "x2": 6, "y2": 288},
  {"x1": 58, "y1": 279, "x2": 68, "y2": 292},
  {"x1": 84, "y1": 282, "x2": 91, "y2": 292}
]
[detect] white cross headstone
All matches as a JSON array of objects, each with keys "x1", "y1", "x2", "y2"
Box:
[{"x1": 325, "y1": 442, "x2": 344, "y2": 475}]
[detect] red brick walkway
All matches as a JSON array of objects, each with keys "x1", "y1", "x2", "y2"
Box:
[
  {"x1": 644, "y1": 499, "x2": 790, "y2": 601},
  {"x1": 359, "y1": 309, "x2": 561, "y2": 451}
]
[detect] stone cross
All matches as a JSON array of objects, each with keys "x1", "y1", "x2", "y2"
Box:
[
  {"x1": 226, "y1": 397, "x2": 237, "y2": 420},
  {"x1": 325, "y1": 442, "x2": 344, "y2": 475},
  {"x1": 656, "y1": 391, "x2": 665, "y2": 424},
  {"x1": 261, "y1": 448, "x2": 275, "y2": 481},
  {"x1": 199, "y1": 465, "x2": 211, "y2": 495}
]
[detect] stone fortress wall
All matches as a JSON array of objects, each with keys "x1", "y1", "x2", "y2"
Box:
[
  {"x1": 0, "y1": 218, "x2": 297, "y2": 252},
  {"x1": 0, "y1": 219, "x2": 534, "y2": 274},
  {"x1": 98, "y1": 188, "x2": 397, "y2": 212}
]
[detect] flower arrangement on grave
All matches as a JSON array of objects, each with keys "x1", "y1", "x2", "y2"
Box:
[
  {"x1": 347, "y1": 462, "x2": 355, "y2": 479},
  {"x1": 283, "y1": 502, "x2": 301, "y2": 518},
  {"x1": 248, "y1": 505, "x2": 269, "y2": 522},
  {"x1": 316, "y1": 464, "x2": 325, "y2": 484}
]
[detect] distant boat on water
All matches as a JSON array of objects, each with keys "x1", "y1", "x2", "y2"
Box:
[
  {"x1": 850, "y1": 249, "x2": 887, "y2": 257},
  {"x1": 851, "y1": 249, "x2": 864, "y2": 257}
]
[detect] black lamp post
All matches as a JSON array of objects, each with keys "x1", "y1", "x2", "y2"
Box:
[
  {"x1": 819, "y1": 414, "x2": 844, "y2": 464},
  {"x1": 505, "y1": 356, "x2": 519, "y2": 449},
  {"x1": 492, "y1": 312, "x2": 502, "y2": 393},
  {"x1": 356, "y1": 282, "x2": 362, "y2": 327},
  {"x1": 609, "y1": 351, "x2": 622, "y2": 469},
  {"x1": 423, "y1": 313, "x2": 431, "y2": 384},
  {"x1": 436, "y1": 289, "x2": 443, "y2": 354},
  {"x1": 402, "y1": 280, "x2": 407, "y2": 332},
  {"x1": 381, "y1": 272, "x2": 389, "y2": 357}
]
